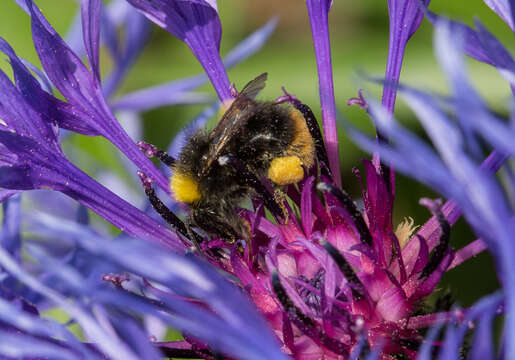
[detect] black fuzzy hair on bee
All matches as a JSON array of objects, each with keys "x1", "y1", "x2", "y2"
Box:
[{"x1": 142, "y1": 73, "x2": 318, "y2": 243}]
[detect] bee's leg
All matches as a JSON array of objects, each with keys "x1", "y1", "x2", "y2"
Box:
[
  {"x1": 275, "y1": 88, "x2": 331, "y2": 178},
  {"x1": 191, "y1": 206, "x2": 242, "y2": 244},
  {"x1": 273, "y1": 187, "x2": 289, "y2": 224},
  {"x1": 218, "y1": 154, "x2": 285, "y2": 222},
  {"x1": 184, "y1": 218, "x2": 203, "y2": 254},
  {"x1": 137, "y1": 171, "x2": 203, "y2": 247},
  {"x1": 137, "y1": 141, "x2": 176, "y2": 168}
]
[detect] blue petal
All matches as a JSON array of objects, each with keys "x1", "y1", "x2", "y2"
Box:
[
  {"x1": 469, "y1": 295, "x2": 500, "y2": 359},
  {"x1": 1, "y1": 194, "x2": 21, "y2": 261},
  {"x1": 126, "y1": 0, "x2": 231, "y2": 101},
  {"x1": 434, "y1": 19, "x2": 515, "y2": 155},
  {"x1": 482, "y1": 0, "x2": 515, "y2": 30},
  {"x1": 428, "y1": 11, "x2": 515, "y2": 89},
  {"x1": 0, "y1": 189, "x2": 20, "y2": 203},
  {"x1": 28, "y1": 213, "x2": 288, "y2": 360},
  {"x1": 0, "y1": 297, "x2": 95, "y2": 359},
  {"x1": 0, "y1": 245, "x2": 144, "y2": 360},
  {"x1": 0, "y1": 331, "x2": 82, "y2": 360}
]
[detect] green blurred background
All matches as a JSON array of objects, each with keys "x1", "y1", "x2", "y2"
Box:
[{"x1": 0, "y1": 0, "x2": 513, "y2": 307}]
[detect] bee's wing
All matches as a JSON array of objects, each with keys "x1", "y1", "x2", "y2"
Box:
[
  {"x1": 238, "y1": 72, "x2": 268, "y2": 99},
  {"x1": 207, "y1": 73, "x2": 268, "y2": 143},
  {"x1": 200, "y1": 73, "x2": 268, "y2": 176}
]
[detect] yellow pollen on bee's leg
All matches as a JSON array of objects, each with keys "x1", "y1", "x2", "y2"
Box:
[
  {"x1": 268, "y1": 156, "x2": 304, "y2": 186},
  {"x1": 170, "y1": 172, "x2": 201, "y2": 204}
]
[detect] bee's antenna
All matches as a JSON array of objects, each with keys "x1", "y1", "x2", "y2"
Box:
[{"x1": 137, "y1": 141, "x2": 176, "y2": 168}]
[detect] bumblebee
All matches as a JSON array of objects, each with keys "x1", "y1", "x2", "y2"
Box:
[{"x1": 140, "y1": 73, "x2": 321, "y2": 243}]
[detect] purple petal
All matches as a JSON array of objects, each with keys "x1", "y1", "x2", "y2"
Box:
[
  {"x1": 52, "y1": 101, "x2": 101, "y2": 136},
  {"x1": 382, "y1": 0, "x2": 430, "y2": 114},
  {"x1": 61, "y1": 162, "x2": 185, "y2": 251},
  {"x1": 362, "y1": 159, "x2": 393, "y2": 236},
  {"x1": 0, "y1": 70, "x2": 59, "y2": 150},
  {"x1": 102, "y1": 7, "x2": 151, "y2": 98},
  {"x1": 21, "y1": 58, "x2": 53, "y2": 93},
  {"x1": 0, "y1": 130, "x2": 184, "y2": 250},
  {"x1": 0, "y1": 245, "x2": 142, "y2": 360},
  {"x1": 301, "y1": 177, "x2": 315, "y2": 237},
  {"x1": 127, "y1": 0, "x2": 231, "y2": 102},
  {"x1": 26, "y1": 0, "x2": 170, "y2": 193},
  {"x1": 434, "y1": 20, "x2": 515, "y2": 155},
  {"x1": 413, "y1": 151, "x2": 507, "y2": 254},
  {"x1": 399, "y1": 88, "x2": 513, "y2": 242},
  {"x1": 27, "y1": 0, "x2": 98, "y2": 114},
  {"x1": 305, "y1": 0, "x2": 341, "y2": 186},
  {"x1": 438, "y1": 324, "x2": 460, "y2": 360},
  {"x1": 448, "y1": 238, "x2": 487, "y2": 270},
  {"x1": 30, "y1": 215, "x2": 288, "y2": 360},
  {"x1": 427, "y1": 11, "x2": 515, "y2": 89},
  {"x1": 81, "y1": 0, "x2": 102, "y2": 82},
  {"x1": 0, "y1": 164, "x2": 34, "y2": 190},
  {"x1": 0, "y1": 298, "x2": 95, "y2": 358},
  {"x1": 0, "y1": 332, "x2": 82, "y2": 360},
  {"x1": 0, "y1": 189, "x2": 20, "y2": 203},
  {"x1": 426, "y1": 11, "x2": 492, "y2": 65},
  {"x1": 110, "y1": 17, "x2": 277, "y2": 112},
  {"x1": 482, "y1": 0, "x2": 515, "y2": 30},
  {"x1": 469, "y1": 297, "x2": 498, "y2": 360},
  {"x1": 0, "y1": 37, "x2": 99, "y2": 136},
  {"x1": 111, "y1": 87, "x2": 211, "y2": 112},
  {"x1": 474, "y1": 19, "x2": 515, "y2": 87},
  {"x1": 350, "y1": 96, "x2": 454, "y2": 194},
  {"x1": 417, "y1": 322, "x2": 443, "y2": 359}
]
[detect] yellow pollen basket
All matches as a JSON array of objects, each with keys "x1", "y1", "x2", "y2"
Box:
[
  {"x1": 170, "y1": 172, "x2": 201, "y2": 204},
  {"x1": 268, "y1": 156, "x2": 304, "y2": 186}
]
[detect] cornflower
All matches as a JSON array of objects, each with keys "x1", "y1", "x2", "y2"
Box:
[{"x1": 0, "y1": 0, "x2": 513, "y2": 359}]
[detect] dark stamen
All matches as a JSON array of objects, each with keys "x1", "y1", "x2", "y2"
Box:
[
  {"x1": 271, "y1": 273, "x2": 349, "y2": 357},
  {"x1": 158, "y1": 345, "x2": 216, "y2": 360},
  {"x1": 137, "y1": 141, "x2": 176, "y2": 167},
  {"x1": 218, "y1": 155, "x2": 284, "y2": 220},
  {"x1": 419, "y1": 199, "x2": 451, "y2": 279},
  {"x1": 137, "y1": 171, "x2": 202, "y2": 246},
  {"x1": 316, "y1": 182, "x2": 373, "y2": 247},
  {"x1": 321, "y1": 240, "x2": 366, "y2": 301},
  {"x1": 276, "y1": 88, "x2": 331, "y2": 178},
  {"x1": 380, "y1": 163, "x2": 392, "y2": 197}
]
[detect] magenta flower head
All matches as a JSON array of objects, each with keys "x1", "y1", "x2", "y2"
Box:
[{"x1": 0, "y1": 0, "x2": 513, "y2": 359}]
